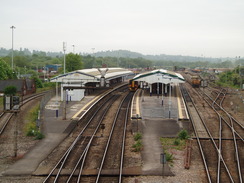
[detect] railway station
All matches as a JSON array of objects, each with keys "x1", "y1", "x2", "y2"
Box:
[
  {"x1": 2, "y1": 67, "x2": 243, "y2": 182},
  {"x1": 50, "y1": 67, "x2": 134, "y2": 101},
  {"x1": 129, "y1": 69, "x2": 189, "y2": 175}
]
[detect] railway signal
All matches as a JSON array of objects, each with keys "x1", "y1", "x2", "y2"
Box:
[
  {"x1": 12, "y1": 96, "x2": 20, "y2": 110},
  {"x1": 4, "y1": 96, "x2": 11, "y2": 110}
]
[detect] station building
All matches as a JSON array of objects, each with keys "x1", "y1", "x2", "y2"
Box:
[
  {"x1": 131, "y1": 69, "x2": 185, "y2": 95},
  {"x1": 50, "y1": 68, "x2": 133, "y2": 101}
]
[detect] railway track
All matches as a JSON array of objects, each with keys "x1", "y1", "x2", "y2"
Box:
[
  {"x1": 0, "y1": 92, "x2": 47, "y2": 135},
  {"x1": 43, "y1": 85, "x2": 133, "y2": 183},
  {"x1": 201, "y1": 87, "x2": 243, "y2": 183},
  {"x1": 180, "y1": 83, "x2": 244, "y2": 183}
]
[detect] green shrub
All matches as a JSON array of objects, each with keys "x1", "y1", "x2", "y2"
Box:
[
  {"x1": 25, "y1": 122, "x2": 37, "y2": 136},
  {"x1": 34, "y1": 131, "x2": 45, "y2": 140},
  {"x1": 24, "y1": 102, "x2": 44, "y2": 140},
  {"x1": 165, "y1": 151, "x2": 174, "y2": 162},
  {"x1": 32, "y1": 76, "x2": 43, "y2": 88},
  {"x1": 4, "y1": 86, "x2": 17, "y2": 95},
  {"x1": 173, "y1": 138, "x2": 180, "y2": 146},
  {"x1": 178, "y1": 129, "x2": 189, "y2": 140},
  {"x1": 132, "y1": 140, "x2": 143, "y2": 152},
  {"x1": 134, "y1": 132, "x2": 142, "y2": 141}
]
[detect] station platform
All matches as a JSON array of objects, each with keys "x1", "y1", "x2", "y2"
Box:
[
  {"x1": 130, "y1": 86, "x2": 190, "y2": 176},
  {"x1": 130, "y1": 87, "x2": 189, "y2": 124},
  {"x1": 2, "y1": 95, "x2": 98, "y2": 176}
]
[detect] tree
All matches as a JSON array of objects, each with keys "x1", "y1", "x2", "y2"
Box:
[
  {"x1": 0, "y1": 58, "x2": 16, "y2": 80},
  {"x1": 65, "y1": 53, "x2": 83, "y2": 72},
  {"x1": 4, "y1": 86, "x2": 17, "y2": 96},
  {"x1": 32, "y1": 76, "x2": 43, "y2": 88}
]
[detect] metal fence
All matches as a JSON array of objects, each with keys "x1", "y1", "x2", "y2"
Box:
[{"x1": 37, "y1": 89, "x2": 55, "y2": 130}]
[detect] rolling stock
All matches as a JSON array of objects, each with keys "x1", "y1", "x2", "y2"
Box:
[
  {"x1": 129, "y1": 80, "x2": 139, "y2": 91},
  {"x1": 191, "y1": 76, "x2": 201, "y2": 87}
]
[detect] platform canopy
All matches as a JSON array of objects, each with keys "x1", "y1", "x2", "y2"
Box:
[
  {"x1": 132, "y1": 69, "x2": 185, "y2": 84},
  {"x1": 50, "y1": 67, "x2": 133, "y2": 85}
]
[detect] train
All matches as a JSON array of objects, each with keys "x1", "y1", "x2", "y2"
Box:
[
  {"x1": 128, "y1": 80, "x2": 139, "y2": 91},
  {"x1": 191, "y1": 76, "x2": 201, "y2": 87}
]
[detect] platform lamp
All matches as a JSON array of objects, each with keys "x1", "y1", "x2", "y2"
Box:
[{"x1": 169, "y1": 78, "x2": 172, "y2": 118}]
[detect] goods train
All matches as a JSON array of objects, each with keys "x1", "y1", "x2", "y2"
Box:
[
  {"x1": 129, "y1": 80, "x2": 139, "y2": 91},
  {"x1": 191, "y1": 76, "x2": 201, "y2": 87}
]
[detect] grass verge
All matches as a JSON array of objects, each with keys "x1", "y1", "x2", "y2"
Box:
[{"x1": 24, "y1": 102, "x2": 44, "y2": 140}]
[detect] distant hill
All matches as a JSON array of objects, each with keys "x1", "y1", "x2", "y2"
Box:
[
  {"x1": 92, "y1": 50, "x2": 227, "y2": 62},
  {"x1": 1, "y1": 47, "x2": 230, "y2": 62},
  {"x1": 0, "y1": 47, "x2": 63, "y2": 57},
  {"x1": 93, "y1": 50, "x2": 224, "y2": 62}
]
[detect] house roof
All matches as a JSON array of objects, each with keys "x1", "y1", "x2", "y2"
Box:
[{"x1": 0, "y1": 79, "x2": 25, "y2": 92}]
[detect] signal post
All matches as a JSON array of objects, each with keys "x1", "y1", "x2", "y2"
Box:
[{"x1": 4, "y1": 95, "x2": 20, "y2": 157}]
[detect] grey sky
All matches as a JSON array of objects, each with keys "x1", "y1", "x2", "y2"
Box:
[{"x1": 1, "y1": 0, "x2": 244, "y2": 57}]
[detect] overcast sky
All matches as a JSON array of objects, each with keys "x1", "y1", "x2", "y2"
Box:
[{"x1": 1, "y1": 0, "x2": 244, "y2": 58}]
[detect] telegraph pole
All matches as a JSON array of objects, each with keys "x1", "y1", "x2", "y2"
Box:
[
  {"x1": 63, "y1": 42, "x2": 66, "y2": 74},
  {"x1": 10, "y1": 26, "x2": 16, "y2": 70}
]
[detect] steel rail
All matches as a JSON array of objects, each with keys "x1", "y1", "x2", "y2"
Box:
[
  {"x1": 68, "y1": 95, "x2": 117, "y2": 183},
  {"x1": 203, "y1": 92, "x2": 244, "y2": 142},
  {"x1": 43, "y1": 85, "x2": 127, "y2": 183},
  {"x1": 119, "y1": 96, "x2": 131, "y2": 183},
  {"x1": 0, "y1": 113, "x2": 14, "y2": 135},
  {"x1": 76, "y1": 95, "x2": 125, "y2": 183},
  {"x1": 182, "y1": 84, "x2": 234, "y2": 182},
  {"x1": 180, "y1": 84, "x2": 212, "y2": 183},
  {"x1": 95, "y1": 92, "x2": 131, "y2": 183},
  {"x1": 211, "y1": 89, "x2": 224, "y2": 183},
  {"x1": 218, "y1": 90, "x2": 243, "y2": 183},
  {"x1": 44, "y1": 94, "x2": 117, "y2": 183},
  {"x1": 197, "y1": 87, "x2": 241, "y2": 182},
  {"x1": 0, "y1": 92, "x2": 46, "y2": 135},
  {"x1": 204, "y1": 88, "x2": 243, "y2": 182},
  {"x1": 204, "y1": 88, "x2": 243, "y2": 129}
]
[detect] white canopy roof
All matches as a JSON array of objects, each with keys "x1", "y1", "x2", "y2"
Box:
[
  {"x1": 132, "y1": 69, "x2": 185, "y2": 84},
  {"x1": 50, "y1": 68, "x2": 133, "y2": 84}
]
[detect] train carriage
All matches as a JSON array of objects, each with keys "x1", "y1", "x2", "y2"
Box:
[{"x1": 129, "y1": 80, "x2": 139, "y2": 91}]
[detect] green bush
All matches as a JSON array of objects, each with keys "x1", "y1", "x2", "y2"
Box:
[
  {"x1": 4, "y1": 86, "x2": 17, "y2": 96},
  {"x1": 25, "y1": 122, "x2": 37, "y2": 136},
  {"x1": 34, "y1": 131, "x2": 45, "y2": 140},
  {"x1": 173, "y1": 138, "x2": 180, "y2": 146},
  {"x1": 24, "y1": 103, "x2": 44, "y2": 140},
  {"x1": 133, "y1": 132, "x2": 142, "y2": 141},
  {"x1": 32, "y1": 76, "x2": 43, "y2": 88},
  {"x1": 132, "y1": 140, "x2": 143, "y2": 152},
  {"x1": 43, "y1": 82, "x2": 56, "y2": 88},
  {"x1": 165, "y1": 152, "x2": 173, "y2": 162},
  {"x1": 178, "y1": 129, "x2": 189, "y2": 140}
]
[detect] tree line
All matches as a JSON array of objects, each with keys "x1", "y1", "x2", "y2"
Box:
[{"x1": 1, "y1": 49, "x2": 244, "y2": 84}]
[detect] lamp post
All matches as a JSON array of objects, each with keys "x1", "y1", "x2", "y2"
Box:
[
  {"x1": 10, "y1": 26, "x2": 16, "y2": 70},
  {"x1": 169, "y1": 79, "x2": 172, "y2": 118},
  {"x1": 72, "y1": 45, "x2": 75, "y2": 53},
  {"x1": 63, "y1": 42, "x2": 66, "y2": 74}
]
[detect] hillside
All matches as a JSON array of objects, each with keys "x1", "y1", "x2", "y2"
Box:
[{"x1": 93, "y1": 50, "x2": 224, "y2": 62}]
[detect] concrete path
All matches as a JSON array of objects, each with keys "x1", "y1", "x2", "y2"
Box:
[
  {"x1": 2, "y1": 96, "x2": 95, "y2": 176},
  {"x1": 140, "y1": 95, "x2": 181, "y2": 176}
]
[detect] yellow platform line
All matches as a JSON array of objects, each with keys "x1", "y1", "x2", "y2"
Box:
[
  {"x1": 72, "y1": 95, "x2": 100, "y2": 119},
  {"x1": 136, "y1": 92, "x2": 140, "y2": 116},
  {"x1": 131, "y1": 89, "x2": 141, "y2": 118},
  {"x1": 176, "y1": 86, "x2": 184, "y2": 119}
]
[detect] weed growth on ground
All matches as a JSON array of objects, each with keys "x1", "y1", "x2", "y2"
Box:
[{"x1": 24, "y1": 102, "x2": 44, "y2": 139}]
